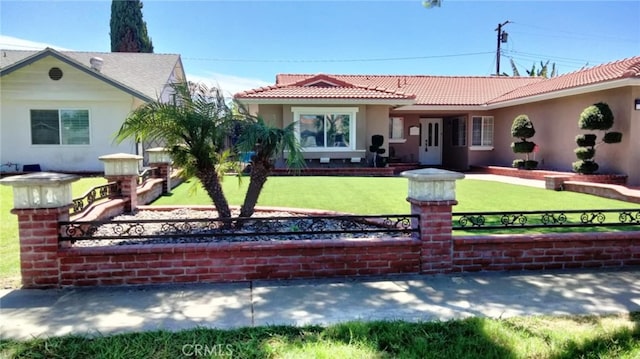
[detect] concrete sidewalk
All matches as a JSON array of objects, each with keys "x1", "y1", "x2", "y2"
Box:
[{"x1": 2, "y1": 269, "x2": 639, "y2": 340}]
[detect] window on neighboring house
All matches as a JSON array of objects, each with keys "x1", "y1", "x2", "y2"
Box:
[
  {"x1": 389, "y1": 117, "x2": 405, "y2": 143},
  {"x1": 292, "y1": 107, "x2": 357, "y2": 150},
  {"x1": 471, "y1": 116, "x2": 493, "y2": 149},
  {"x1": 30, "y1": 109, "x2": 90, "y2": 145},
  {"x1": 451, "y1": 117, "x2": 467, "y2": 147}
]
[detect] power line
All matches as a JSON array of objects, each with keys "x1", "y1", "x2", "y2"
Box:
[
  {"x1": 183, "y1": 51, "x2": 495, "y2": 64},
  {"x1": 505, "y1": 50, "x2": 594, "y2": 66},
  {"x1": 512, "y1": 22, "x2": 637, "y2": 44}
]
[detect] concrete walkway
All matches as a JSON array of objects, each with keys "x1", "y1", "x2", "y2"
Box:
[
  {"x1": 2, "y1": 269, "x2": 639, "y2": 340},
  {"x1": 464, "y1": 173, "x2": 546, "y2": 188}
]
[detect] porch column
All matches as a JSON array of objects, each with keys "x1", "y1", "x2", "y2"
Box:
[
  {"x1": 402, "y1": 168, "x2": 465, "y2": 274},
  {"x1": 99, "y1": 153, "x2": 143, "y2": 212},
  {"x1": 0, "y1": 172, "x2": 79, "y2": 288},
  {"x1": 146, "y1": 147, "x2": 173, "y2": 194}
]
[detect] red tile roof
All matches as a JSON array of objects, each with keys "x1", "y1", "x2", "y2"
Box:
[
  {"x1": 235, "y1": 57, "x2": 640, "y2": 106},
  {"x1": 489, "y1": 56, "x2": 640, "y2": 103}
]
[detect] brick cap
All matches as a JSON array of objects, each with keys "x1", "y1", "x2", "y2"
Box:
[{"x1": 407, "y1": 198, "x2": 458, "y2": 206}]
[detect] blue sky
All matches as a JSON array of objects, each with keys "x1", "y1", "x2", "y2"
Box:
[{"x1": 1, "y1": 1, "x2": 639, "y2": 95}]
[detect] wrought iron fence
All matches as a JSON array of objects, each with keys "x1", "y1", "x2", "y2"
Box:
[
  {"x1": 59, "y1": 214, "x2": 419, "y2": 243},
  {"x1": 453, "y1": 209, "x2": 640, "y2": 231},
  {"x1": 71, "y1": 182, "x2": 121, "y2": 215},
  {"x1": 138, "y1": 167, "x2": 159, "y2": 186}
]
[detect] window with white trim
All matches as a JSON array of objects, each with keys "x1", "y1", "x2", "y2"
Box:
[
  {"x1": 30, "y1": 109, "x2": 90, "y2": 145},
  {"x1": 292, "y1": 107, "x2": 357, "y2": 150},
  {"x1": 389, "y1": 117, "x2": 405, "y2": 143},
  {"x1": 451, "y1": 117, "x2": 467, "y2": 147},
  {"x1": 471, "y1": 116, "x2": 493, "y2": 149}
]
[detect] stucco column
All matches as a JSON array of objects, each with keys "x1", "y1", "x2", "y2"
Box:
[
  {"x1": 402, "y1": 168, "x2": 465, "y2": 274},
  {"x1": 99, "y1": 153, "x2": 142, "y2": 212},
  {"x1": 147, "y1": 147, "x2": 173, "y2": 194},
  {"x1": 0, "y1": 172, "x2": 79, "y2": 288}
]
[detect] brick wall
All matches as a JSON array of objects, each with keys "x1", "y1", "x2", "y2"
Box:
[
  {"x1": 478, "y1": 166, "x2": 627, "y2": 185},
  {"x1": 57, "y1": 238, "x2": 421, "y2": 286},
  {"x1": 453, "y1": 232, "x2": 640, "y2": 272}
]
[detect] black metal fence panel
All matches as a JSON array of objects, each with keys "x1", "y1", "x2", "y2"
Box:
[
  {"x1": 453, "y1": 209, "x2": 640, "y2": 231},
  {"x1": 71, "y1": 182, "x2": 121, "y2": 215},
  {"x1": 59, "y1": 214, "x2": 420, "y2": 244}
]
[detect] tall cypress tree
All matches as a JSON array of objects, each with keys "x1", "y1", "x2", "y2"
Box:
[{"x1": 110, "y1": 0, "x2": 154, "y2": 53}]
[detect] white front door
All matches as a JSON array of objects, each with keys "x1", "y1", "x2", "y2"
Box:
[{"x1": 419, "y1": 118, "x2": 443, "y2": 165}]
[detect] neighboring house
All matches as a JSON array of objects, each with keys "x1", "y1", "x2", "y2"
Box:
[
  {"x1": 0, "y1": 47, "x2": 185, "y2": 173},
  {"x1": 235, "y1": 57, "x2": 640, "y2": 186}
]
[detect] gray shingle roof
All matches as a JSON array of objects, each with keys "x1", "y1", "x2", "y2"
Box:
[{"x1": 0, "y1": 48, "x2": 184, "y2": 101}]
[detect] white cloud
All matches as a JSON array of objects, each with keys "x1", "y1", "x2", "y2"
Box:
[
  {"x1": 0, "y1": 35, "x2": 71, "y2": 51},
  {"x1": 186, "y1": 72, "x2": 270, "y2": 98}
]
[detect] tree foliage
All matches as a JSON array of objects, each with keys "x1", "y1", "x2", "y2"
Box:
[
  {"x1": 116, "y1": 82, "x2": 304, "y2": 223},
  {"x1": 510, "y1": 114, "x2": 537, "y2": 169},
  {"x1": 110, "y1": 0, "x2": 154, "y2": 53},
  {"x1": 572, "y1": 102, "x2": 622, "y2": 174},
  {"x1": 508, "y1": 59, "x2": 557, "y2": 78}
]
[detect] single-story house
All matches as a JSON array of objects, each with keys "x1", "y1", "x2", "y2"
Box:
[
  {"x1": 0, "y1": 47, "x2": 185, "y2": 173},
  {"x1": 235, "y1": 56, "x2": 640, "y2": 186}
]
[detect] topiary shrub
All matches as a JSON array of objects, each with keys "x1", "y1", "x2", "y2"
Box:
[
  {"x1": 603, "y1": 132, "x2": 623, "y2": 144},
  {"x1": 575, "y1": 134, "x2": 597, "y2": 147},
  {"x1": 524, "y1": 160, "x2": 539, "y2": 170},
  {"x1": 573, "y1": 102, "x2": 622, "y2": 174},
  {"x1": 574, "y1": 147, "x2": 595, "y2": 160},
  {"x1": 510, "y1": 114, "x2": 537, "y2": 169}
]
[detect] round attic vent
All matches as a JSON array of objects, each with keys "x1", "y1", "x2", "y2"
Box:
[{"x1": 48, "y1": 67, "x2": 63, "y2": 81}]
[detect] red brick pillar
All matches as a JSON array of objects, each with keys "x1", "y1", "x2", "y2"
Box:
[
  {"x1": 104, "y1": 175, "x2": 138, "y2": 212},
  {"x1": 147, "y1": 147, "x2": 173, "y2": 194},
  {"x1": 402, "y1": 169, "x2": 465, "y2": 275},
  {"x1": 150, "y1": 163, "x2": 171, "y2": 194},
  {"x1": 408, "y1": 199, "x2": 457, "y2": 274},
  {"x1": 0, "y1": 172, "x2": 79, "y2": 288},
  {"x1": 12, "y1": 206, "x2": 71, "y2": 288},
  {"x1": 99, "y1": 153, "x2": 143, "y2": 213}
]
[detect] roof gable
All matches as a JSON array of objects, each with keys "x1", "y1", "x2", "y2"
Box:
[
  {"x1": 289, "y1": 74, "x2": 355, "y2": 88},
  {"x1": 0, "y1": 48, "x2": 184, "y2": 102}
]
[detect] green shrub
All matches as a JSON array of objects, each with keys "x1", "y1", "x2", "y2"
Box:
[
  {"x1": 511, "y1": 141, "x2": 536, "y2": 153},
  {"x1": 511, "y1": 115, "x2": 536, "y2": 139},
  {"x1": 512, "y1": 159, "x2": 525, "y2": 169},
  {"x1": 603, "y1": 131, "x2": 623, "y2": 144},
  {"x1": 572, "y1": 160, "x2": 599, "y2": 174},
  {"x1": 573, "y1": 102, "x2": 621, "y2": 174},
  {"x1": 574, "y1": 147, "x2": 595, "y2": 160},
  {"x1": 524, "y1": 160, "x2": 539, "y2": 170},
  {"x1": 575, "y1": 134, "x2": 597, "y2": 147},
  {"x1": 578, "y1": 102, "x2": 614, "y2": 130},
  {"x1": 510, "y1": 114, "x2": 537, "y2": 169}
]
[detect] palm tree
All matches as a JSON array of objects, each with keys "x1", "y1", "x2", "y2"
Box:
[
  {"x1": 235, "y1": 114, "x2": 305, "y2": 219},
  {"x1": 115, "y1": 82, "x2": 234, "y2": 219}
]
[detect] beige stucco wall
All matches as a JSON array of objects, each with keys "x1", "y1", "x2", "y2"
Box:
[
  {"x1": 1, "y1": 57, "x2": 139, "y2": 173},
  {"x1": 488, "y1": 87, "x2": 637, "y2": 185},
  {"x1": 256, "y1": 104, "x2": 392, "y2": 162},
  {"x1": 624, "y1": 86, "x2": 640, "y2": 186}
]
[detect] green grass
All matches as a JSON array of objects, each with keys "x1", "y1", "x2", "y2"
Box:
[
  {"x1": 0, "y1": 177, "x2": 106, "y2": 288},
  {"x1": 1, "y1": 313, "x2": 638, "y2": 358},
  {"x1": 154, "y1": 176, "x2": 640, "y2": 213}
]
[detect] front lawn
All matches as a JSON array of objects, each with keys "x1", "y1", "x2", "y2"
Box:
[
  {"x1": 153, "y1": 176, "x2": 640, "y2": 213},
  {"x1": 1, "y1": 313, "x2": 638, "y2": 358}
]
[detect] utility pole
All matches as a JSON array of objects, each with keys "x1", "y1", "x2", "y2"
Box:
[{"x1": 495, "y1": 20, "x2": 510, "y2": 75}]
